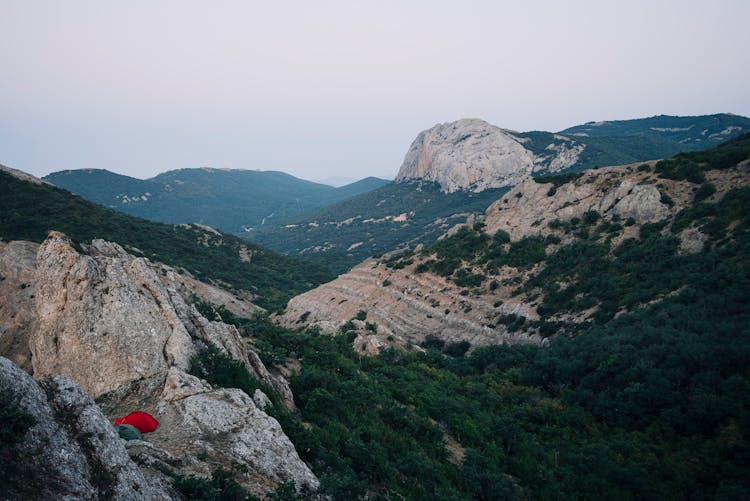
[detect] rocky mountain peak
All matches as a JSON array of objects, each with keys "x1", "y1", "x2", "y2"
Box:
[
  {"x1": 395, "y1": 118, "x2": 583, "y2": 193},
  {"x1": 395, "y1": 119, "x2": 535, "y2": 193}
]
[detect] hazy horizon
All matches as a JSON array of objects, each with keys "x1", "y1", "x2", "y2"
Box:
[{"x1": 2, "y1": 1, "x2": 748, "y2": 181}]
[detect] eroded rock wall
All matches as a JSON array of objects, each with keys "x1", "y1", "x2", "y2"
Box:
[{"x1": 0, "y1": 356, "x2": 173, "y2": 500}]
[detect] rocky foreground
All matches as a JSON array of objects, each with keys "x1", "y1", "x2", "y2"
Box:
[{"x1": 0, "y1": 232, "x2": 317, "y2": 499}]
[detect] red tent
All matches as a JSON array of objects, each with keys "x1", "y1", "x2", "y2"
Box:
[{"x1": 114, "y1": 411, "x2": 159, "y2": 433}]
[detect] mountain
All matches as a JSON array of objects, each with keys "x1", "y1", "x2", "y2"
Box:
[
  {"x1": 315, "y1": 175, "x2": 358, "y2": 187},
  {"x1": 395, "y1": 118, "x2": 583, "y2": 192},
  {"x1": 281, "y1": 133, "x2": 750, "y2": 348},
  {"x1": 43, "y1": 167, "x2": 389, "y2": 233},
  {"x1": 1, "y1": 165, "x2": 334, "y2": 311},
  {"x1": 396, "y1": 113, "x2": 750, "y2": 192},
  {"x1": 252, "y1": 135, "x2": 749, "y2": 498},
  {"x1": 248, "y1": 180, "x2": 509, "y2": 274},
  {"x1": 250, "y1": 113, "x2": 750, "y2": 272}
]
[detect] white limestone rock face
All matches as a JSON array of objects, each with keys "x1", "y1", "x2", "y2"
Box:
[
  {"x1": 395, "y1": 119, "x2": 583, "y2": 193},
  {"x1": 28, "y1": 232, "x2": 280, "y2": 401},
  {"x1": 30, "y1": 233, "x2": 195, "y2": 399},
  {"x1": 396, "y1": 119, "x2": 535, "y2": 192},
  {"x1": 484, "y1": 165, "x2": 674, "y2": 242},
  {"x1": 0, "y1": 356, "x2": 172, "y2": 500},
  {"x1": 152, "y1": 368, "x2": 319, "y2": 497}
]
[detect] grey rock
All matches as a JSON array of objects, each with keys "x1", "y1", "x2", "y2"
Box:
[
  {"x1": 253, "y1": 388, "x2": 272, "y2": 410},
  {"x1": 31, "y1": 233, "x2": 194, "y2": 399},
  {"x1": 152, "y1": 368, "x2": 319, "y2": 497},
  {"x1": 484, "y1": 165, "x2": 673, "y2": 241},
  {"x1": 395, "y1": 118, "x2": 583, "y2": 192},
  {"x1": 0, "y1": 356, "x2": 170, "y2": 500}
]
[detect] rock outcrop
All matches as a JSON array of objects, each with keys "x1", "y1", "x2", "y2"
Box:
[
  {"x1": 281, "y1": 161, "x2": 749, "y2": 349},
  {"x1": 31, "y1": 234, "x2": 195, "y2": 399},
  {"x1": 0, "y1": 356, "x2": 173, "y2": 500},
  {"x1": 278, "y1": 257, "x2": 543, "y2": 350},
  {"x1": 147, "y1": 367, "x2": 319, "y2": 497},
  {"x1": 395, "y1": 119, "x2": 583, "y2": 192},
  {"x1": 484, "y1": 163, "x2": 672, "y2": 241},
  {"x1": 0, "y1": 232, "x2": 317, "y2": 496},
  {"x1": 0, "y1": 240, "x2": 38, "y2": 371}
]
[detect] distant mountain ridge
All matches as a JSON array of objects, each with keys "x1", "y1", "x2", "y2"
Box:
[
  {"x1": 1, "y1": 167, "x2": 335, "y2": 311},
  {"x1": 253, "y1": 113, "x2": 750, "y2": 269},
  {"x1": 43, "y1": 168, "x2": 389, "y2": 233},
  {"x1": 396, "y1": 113, "x2": 750, "y2": 192}
]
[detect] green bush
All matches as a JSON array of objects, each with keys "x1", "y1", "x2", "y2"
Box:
[
  {"x1": 173, "y1": 467, "x2": 256, "y2": 501},
  {"x1": 189, "y1": 345, "x2": 277, "y2": 406},
  {"x1": 694, "y1": 182, "x2": 717, "y2": 202}
]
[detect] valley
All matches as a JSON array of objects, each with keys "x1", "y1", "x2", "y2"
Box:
[{"x1": 1, "y1": 121, "x2": 748, "y2": 500}]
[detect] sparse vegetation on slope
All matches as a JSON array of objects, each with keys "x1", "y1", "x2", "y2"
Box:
[
  {"x1": 249, "y1": 181, "x2": 508, "y2": 274},
  {"x1": 201, "y1": 137, "x2": 749, "y2": 499}
]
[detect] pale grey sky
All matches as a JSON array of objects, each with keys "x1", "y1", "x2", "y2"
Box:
[{"x1": 1, "y1": 0, "x2": 748, "y2": 181}]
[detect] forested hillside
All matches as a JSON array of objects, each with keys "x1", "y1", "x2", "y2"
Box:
[
  {"x1": 44, "y1": 168, "x2": 389, "y2": 233},
  {"x1": 190, "y1": 135, "x2": 750, "y2": 499},
  {"x1": 249, "y1": 181, "x2": 508, "y2": 274},
  {"x1": 0, "y1": 170, "x2": 334, "y2": 310}
]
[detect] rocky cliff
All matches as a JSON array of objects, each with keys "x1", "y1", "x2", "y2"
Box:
[
  {"x1": 277, "y1": 256, "x2": 543, "y2": 350},
  {"x1": 395, "y1": 119, "x2": 584, "y2": 192},
  {"x1": 0, "y1": 240, "x2": 38, "y2": 371},
  {"x1": 0, "y1": 356, "x2": 174, "y2": 500},
  {"x1": 281, "y1": 157, "x2": 749, "y2": 350},
  {"x1": 0, "y1": 232, "x2": 318, "y2": 497}
]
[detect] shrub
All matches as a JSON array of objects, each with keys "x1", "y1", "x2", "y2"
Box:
[
  {"x1": 694, "y1": 182, "x2": 716, "y2": 202},
  {"x1": 534, "y1": 171, "x2": 584, "y2": 187},
  {"x1": 0, "y1": 394, "x2": 36, "y2": 446},
  {"x1": 443, "y1": 341, "x2": 471, "y2": 357},
  {"x1": 173, "y1": 467, "x2": 254, "y2": 501},
  {"x1": 189, "y1": 345, "x2": 276, "y2": 406},
  {"x1": 583, "y1": 210, "x2": 600, "y2": 225}
]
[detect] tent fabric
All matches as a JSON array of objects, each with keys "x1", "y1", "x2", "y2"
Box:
[
  {"x1": 115, "y1": 424, "x2": 142, "y2": 441},
  {"x1": 113, "y1": 411, "x2": 159, "y2": 433}
]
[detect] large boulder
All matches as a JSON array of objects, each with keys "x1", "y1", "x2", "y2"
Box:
[
  {"x1": 144, "y1": 367, "x2": 319, "y2": 497},
  {"x1": 0, "y1": 356, "x2": 173, "y2": 500},
  {"x1": 395, "y1": 118, "x2": 583, "y2": 192},
  {"x1": 31, "y1": 233, "x2": 194, "y2": 398}
]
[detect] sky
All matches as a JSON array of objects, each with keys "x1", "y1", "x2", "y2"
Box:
[{"x1": 1, "y1": 1, "x2": 748, "y2": 182}]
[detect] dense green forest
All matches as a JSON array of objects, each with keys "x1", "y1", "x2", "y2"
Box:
[
  {"x1": 44, "y1": 168, "x2": 389, "y2": 233},
  {"x1": 185, "y1": 137, "x2": 750, "y2": 499},
  {"x1": 0, "y1": 172, "x2": 334, "y2": 311}
]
